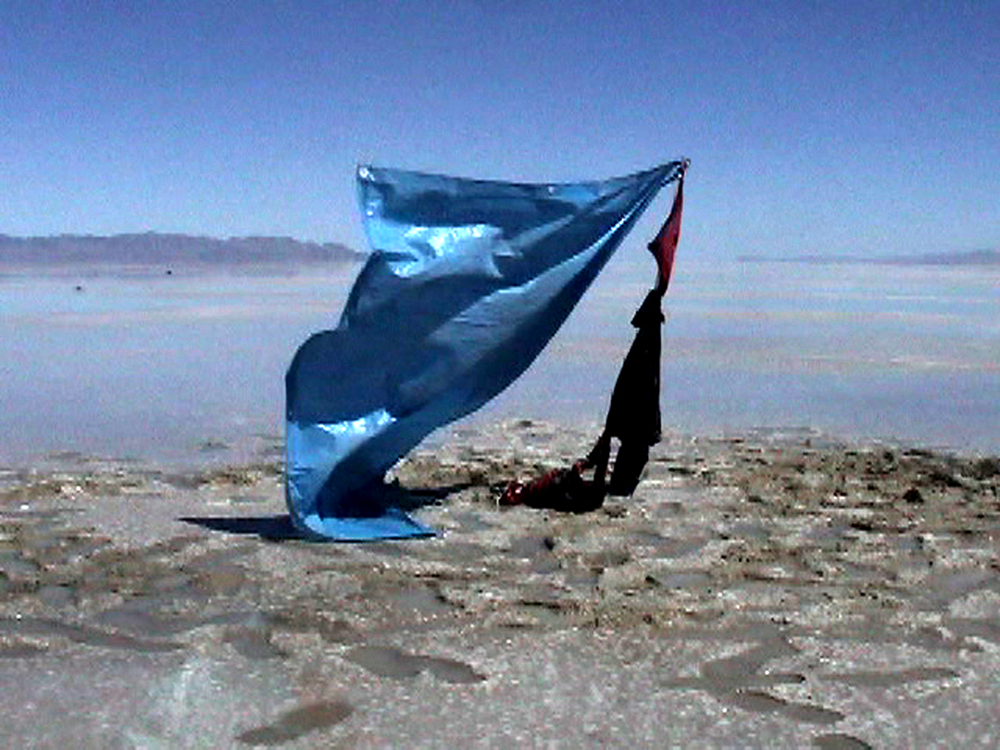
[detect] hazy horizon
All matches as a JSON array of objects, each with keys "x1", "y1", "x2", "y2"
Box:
[{"x1": 2, "y1": 230, "x2": 996, "y2": 268}]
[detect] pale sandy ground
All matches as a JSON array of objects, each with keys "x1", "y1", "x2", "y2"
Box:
[{"x1": 1, "y1": 420, "x2": 999, "y2": 749}]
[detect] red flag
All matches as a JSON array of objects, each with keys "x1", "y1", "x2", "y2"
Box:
[{"x1": 648, "y1": 167, "x2": 686, "y2": 294}]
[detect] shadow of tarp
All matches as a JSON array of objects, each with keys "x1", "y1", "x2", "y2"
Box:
[{"x1": 179, "y1": 514, "x2": 303, "y2": 542}]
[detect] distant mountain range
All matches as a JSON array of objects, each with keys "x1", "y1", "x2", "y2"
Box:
[
  {"x1": 0, "y1": 232, "x2": 367, "y2": 266},
  {"x1": 738, "y1": 249, "x2": 1000, "y2": 266}
]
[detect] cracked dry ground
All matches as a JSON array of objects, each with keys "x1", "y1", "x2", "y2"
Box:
[{"x1": 1, "y1": 421, "x2": 999, "y2": 747}]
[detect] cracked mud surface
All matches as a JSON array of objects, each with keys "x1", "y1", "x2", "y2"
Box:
[{"x1": 1, "y1": 421, "x2": 998, "y2": 747}]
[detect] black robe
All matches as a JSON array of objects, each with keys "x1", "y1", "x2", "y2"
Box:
[{"x1": 602, "y1": 288, "x2": 664, "y2": 495}]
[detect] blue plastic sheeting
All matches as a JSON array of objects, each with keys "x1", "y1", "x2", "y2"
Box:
[{"x1": 285, "y1": 162, "x2": 685, "y2": 540}]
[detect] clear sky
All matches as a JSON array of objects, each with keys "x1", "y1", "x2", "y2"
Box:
[{"x1": 2, "y1": 0, "x2": 998, "y2": 258}]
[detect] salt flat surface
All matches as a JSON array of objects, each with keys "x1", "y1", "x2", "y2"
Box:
[
  {"x1": 2, "y1": 258, "x2": 999, "y2": 468},
  {"x1": 1, "y1": 421, "x2": 998, "y2": 747}
]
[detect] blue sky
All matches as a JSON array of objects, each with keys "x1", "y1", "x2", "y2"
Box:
[{"x1": 2, "y1": 0, "x2": 998, "y2": 258}]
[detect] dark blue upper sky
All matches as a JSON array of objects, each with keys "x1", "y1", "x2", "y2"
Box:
[{"x1": 3, "y1": 0, "x2": 997, "y2": 258}]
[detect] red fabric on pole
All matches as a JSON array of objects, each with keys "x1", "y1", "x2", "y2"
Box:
[{"x1": 648, "y1": 171, "x2": 685, "y2": 294}]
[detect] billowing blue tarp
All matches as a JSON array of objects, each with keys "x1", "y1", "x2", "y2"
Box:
[{"x1": 286, "y1": 162, "x2": 686, "y2": 540}]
